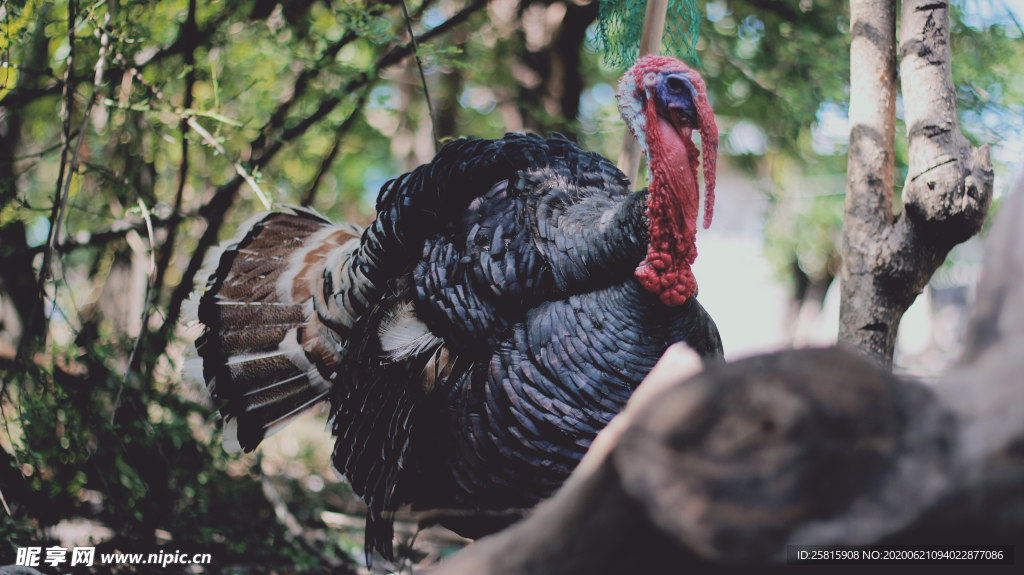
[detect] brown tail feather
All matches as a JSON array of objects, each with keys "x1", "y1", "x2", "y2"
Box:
[{"x1": 183, "y1": 207, "x2": 362, "y2": 452}]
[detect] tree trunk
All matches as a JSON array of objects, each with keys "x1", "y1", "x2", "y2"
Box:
[
  {"x1": 513, "y1": 0, "x2": 599, "y2": 140},
  {"x1": 0, "y1": 3, "x2": 54, "y2": 348},
  {"x1": 838, "y1": 0, "x2": 993, "y2": 367}
]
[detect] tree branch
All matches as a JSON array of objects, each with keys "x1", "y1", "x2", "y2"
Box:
[
  {"x1": 301, "y1": 89, "x2": 370, "y2": 207},
  {"x1": 50, "y1": 10, "x2": 113, "y2": 279},
  {"x1": 261, "y1": 469, "x2": 358, "y2": 573},
  {"x1": 837, "y1": 0, "x2": 899, "y2": 363},
  {"x1": 131, "y1": 0, "x2": 239, "y2": 69},
  {"x1": 188, "y1": 117, "x2": 272, "y2": 209},
  {"x1": 0, "y1": 84, "x2": 67, "y2": 110},
  {"x1": 378, "y1": 0, "x2": 491, "y2": 70},
  {"x1": 706, "y1": 35, "x2": 781, "y2": 100},
  {"x1": 0, "y1": 212, "x2": 183, "y2": 265},
  {"x1": 20, "y1": 0, "x2": 81, "y2": 355},
  {"x1": 153, "y1": 0, "x2": 492, "y2": 361},
  {"x1": 150, "y1": 0, "x2": 197, "y2": 315},
  {"x1": 248, "y1": 26, "x2": 366, "y2": 164}
]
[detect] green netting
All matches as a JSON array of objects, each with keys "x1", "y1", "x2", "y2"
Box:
[{"x1": 594, "y1": 0, "x2": 702, "y2": 68}]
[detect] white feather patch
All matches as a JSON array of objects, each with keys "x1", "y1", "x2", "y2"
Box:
[
  {"x1": 222, "y1": 418, "x2": 242, "y2": 454},
  {"x1": 304, "y1": 365, "x2": 332, "y2": 393},
  {"x1": 262, "y1": 393, "x2": 327, "y2": 435},
  {"x1": 224, "y1": 350, "x2": 285, "y2": 365},
  {"x1": 378, "y1": 301, "x2": 441, "y2": 362},
  {"x1": 181, "y1": 355, "x2": 206, "y2": 388},
  {"x1": 194, "y1": 243, "x2": 226, "y2": 291},
  {"x1": 276, "y1": 226, "x2": 350, "y2": 306},
  {"x1": 617, "y1": 71, "x2": 651, "y2": 175},
  {"x1": 181, "y1": 290, "x2": 203, "y2": 325},
  {"x1": 180, "y1": 342, "x2": 214, "y2": 403},
  {"x1": 282, "y1": 327, "x2": 332, "y2": 394},
  {"x1": 278, "y1": 327, "x2": 313, "y2": 371}
]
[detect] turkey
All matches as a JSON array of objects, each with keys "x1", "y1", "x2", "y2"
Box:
[{"x1": 182, "y1": 55, "x2": 723, "y2": 564}]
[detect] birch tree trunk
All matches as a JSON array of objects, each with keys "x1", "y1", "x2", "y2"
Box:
[{"x1": 838, "y1": 0, "x2": 993, "y2": 367}]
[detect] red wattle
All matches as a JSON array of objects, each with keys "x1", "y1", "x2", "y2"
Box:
[
  {"x1": 626, "y1": 55, "x2": 718, "y2": 307},
  {"x1": 635, "y1": 114, "x2": 701, "y2": 306}
]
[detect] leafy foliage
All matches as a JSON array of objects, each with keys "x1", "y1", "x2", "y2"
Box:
[{"x1": 0, "y1": 0, "x2": 1020, "y2": 570}]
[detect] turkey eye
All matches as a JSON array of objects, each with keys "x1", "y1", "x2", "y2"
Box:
[{"x1": 667, "y1": 77, "x2": 685, "y2": 93}]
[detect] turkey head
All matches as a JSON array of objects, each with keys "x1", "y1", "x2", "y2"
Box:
[{"x1": 617, "y1": 56, "x2": 718, "y2": 307}]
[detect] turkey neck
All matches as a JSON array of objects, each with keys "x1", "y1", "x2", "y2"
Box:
[{"x1": 635, "y1": 115, "x2": 702, "y2": 306}]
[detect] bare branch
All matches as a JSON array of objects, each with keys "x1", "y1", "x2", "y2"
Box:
[
  {"x1": 0, "y1": 212, "x2": 182, "y2": 265},
  {"x1": 112, "y1": 199, "x2": 156, "y2": 424},
  {"x1": 21, "y1": 0, "x2": 80, "y2": 356},
  {"x1": 0, "y1": 84, "x2": 64, "y2": 109},
  {"x1": 302, "y1": 90, "x2": 369, "y2": 207},
  {"x1": 261, "y1": 469, "x2": 358, "y2": 573},
  {"x1": 0, "y1": 62, "x2": 57, "y2": 78},
  {"x1": 706, "y1": 35, "x2": 781, "y2": 99},
  {"x1": 301, "y1": 131, "x2": 343, "y2": 208},
  {"x1": 248, "y1": 26, "x2": 367, "y2": 163},
  {"x1": 187, "y1": 117, "x2": 273, "y2": 209},
  {"x1": 400, "y1": 0, "x2": 440, "y2": 150},
  {"x1": 51, "y1": 10, "x2": 112, "y2": 267},
  {"x1": 150, "y1": 3, "x2": 197, "y2": 314},
  {"x1": 131, "y1": 0, "x2": 238, "y2": 69},
  {"x1": 378, "y1": 0, "x2": 491, "y2": 71}
]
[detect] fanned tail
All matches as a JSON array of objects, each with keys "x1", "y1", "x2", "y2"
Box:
[{"x1": 182, "y1": 207, "x2": 362, "y2": 453}]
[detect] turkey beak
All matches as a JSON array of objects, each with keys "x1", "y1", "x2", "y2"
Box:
[
  {"x1": 671, "y1": 104, "x2": 699, "y2": 132},
  {"x1": 659, "y1": 73, "x2": 700, "y2": 132}
]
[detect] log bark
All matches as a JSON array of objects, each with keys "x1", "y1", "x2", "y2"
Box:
[
  {"x1": 838, "y1": 0, "x2": 993, "y2": 367},
  {"x1": 426, "y1": 169, "x2": 1024, "y2": 573}
]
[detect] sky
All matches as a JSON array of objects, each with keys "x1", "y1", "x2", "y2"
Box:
[{"x1": 962, "y1": 0, "x2": 1024, "y2": 29}]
